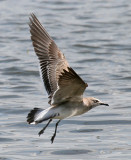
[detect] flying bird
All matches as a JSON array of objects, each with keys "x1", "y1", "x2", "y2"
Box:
[{"x1": 27, "y1": 14, "x2": 109, "y2": 143}]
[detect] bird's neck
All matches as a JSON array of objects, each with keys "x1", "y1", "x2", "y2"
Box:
[{"x1": 83, "y1": 97, "x2": 93, "y2": 110}]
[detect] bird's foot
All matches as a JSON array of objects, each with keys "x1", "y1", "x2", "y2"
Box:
[
  {"x1": 38, "y1": 129, "x2": 44, "y2": 136},
  {"x1": 51, "y1": 135, "x2": 55, "y2": 144}
]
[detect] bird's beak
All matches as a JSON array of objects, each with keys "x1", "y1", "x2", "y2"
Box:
[{"x1": 100, "y1": 103, "x2": 109, "y2": 106}]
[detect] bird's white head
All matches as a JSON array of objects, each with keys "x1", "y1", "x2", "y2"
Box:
[{"x1": 84, "y1": 97, "x2": 109, "y2": 109}]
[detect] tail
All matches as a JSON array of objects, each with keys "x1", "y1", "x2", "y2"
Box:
[
  {"x1": 27, "y1": 108, "x2": 43, "y2": 124},
  {"x1": 27, "y1": 107, "x2": 59, "y2": 124}
]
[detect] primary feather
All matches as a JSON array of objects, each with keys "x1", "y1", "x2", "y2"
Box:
[{"x1": 29, "y1": 14, "x2": 88, "y2": 105}]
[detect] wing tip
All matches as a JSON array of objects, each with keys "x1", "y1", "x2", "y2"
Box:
[{"x1": 30, "y1": 13, "x2": 36, "y2": 19}]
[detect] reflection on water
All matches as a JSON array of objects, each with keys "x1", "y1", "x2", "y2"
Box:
[
  {"x1": 70, "y1": 129, "x2": 103, "y2": 133},
  {"x1": 52, "y1": 149, "x2": 91, "y2": 155},
  {"x1": 0, "y1": 0, "x2": 131, "y2": 159}
]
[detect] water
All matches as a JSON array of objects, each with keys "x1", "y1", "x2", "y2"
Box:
[{"x1": 0, "y1": 0, "x2": 131, "y2": 159}]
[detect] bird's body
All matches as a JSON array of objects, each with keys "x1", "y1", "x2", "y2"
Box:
[
  {"x1": 27, "y1": 14, "x2": 109, "y2": 143},
  {"x1": 30, "y1": 98, "x2": 92, "y2": 124}
]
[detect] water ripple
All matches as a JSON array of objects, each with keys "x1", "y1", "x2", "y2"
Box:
[{"x1": 0, "y1": 0, "x2": 131, "y2": 159}]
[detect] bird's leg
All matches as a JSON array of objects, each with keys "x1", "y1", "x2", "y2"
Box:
[
  {"x1": 51, "y1": 120, "x2": 61, "y2": 144},
  {"x1": 38, "y1": 119, "x2": 52, "y2": 136}
]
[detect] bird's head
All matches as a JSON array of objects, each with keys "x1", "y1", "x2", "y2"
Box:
[{"x1": 84, "y1": 97, "x2": 109, "y2": 109}]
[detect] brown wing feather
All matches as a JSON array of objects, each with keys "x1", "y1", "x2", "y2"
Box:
[
  {"x1": 29, "y1": 14, "x2": 69, "y2": 104},
  {"x1": 29, "y1": 14, "x2": 88, "y2": 105},
  {"x1": 52, "y1": 67, "x2": 88, "y2": 104}
]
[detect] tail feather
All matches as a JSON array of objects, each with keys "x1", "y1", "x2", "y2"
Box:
[
  {"x1": 27, "y1": 108, "x2": 43, "y2": 124},
  {"x1": 27, "y1": 107, "x2": 59, "y2": 124}
]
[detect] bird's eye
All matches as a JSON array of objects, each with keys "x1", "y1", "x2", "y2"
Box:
[{"x1": 93, "y1": 100, "x2": 99, "y2": 103}]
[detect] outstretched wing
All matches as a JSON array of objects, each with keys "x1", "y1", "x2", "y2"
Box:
[{"x1": 29, "y1": 14, "x2": 88, "y2": 105}]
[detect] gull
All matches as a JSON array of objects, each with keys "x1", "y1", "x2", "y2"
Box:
[{"x1": 27, "y1": 14, "x2": 109, "y2": 143}]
